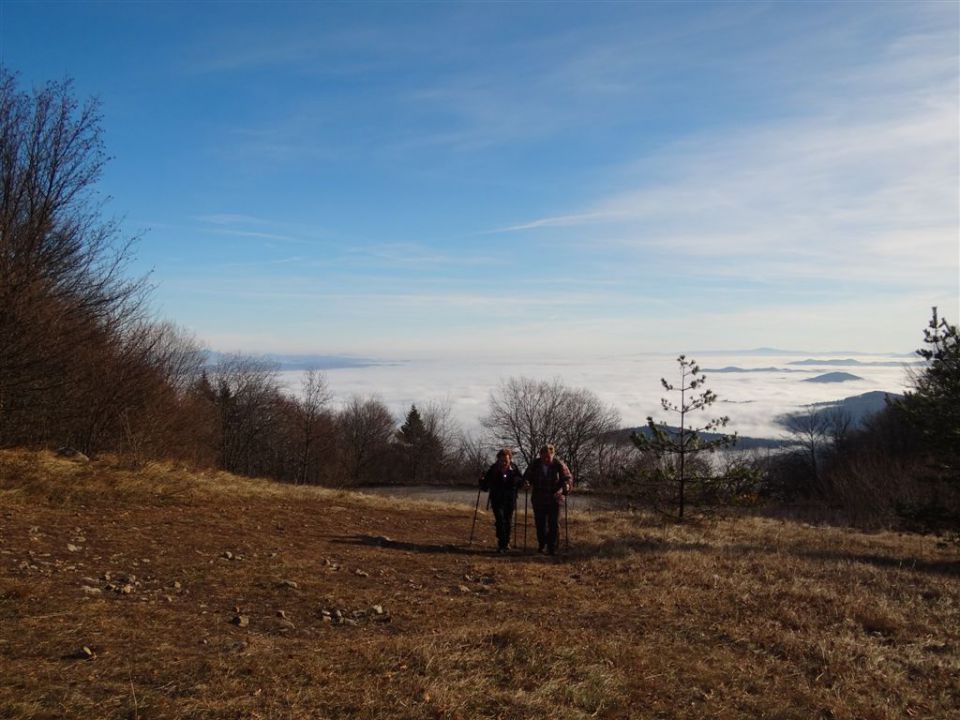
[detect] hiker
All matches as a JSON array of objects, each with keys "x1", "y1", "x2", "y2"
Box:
[
  {"x1": 523, "y1": 444, "x2": 573, "y2": 555},
  {"x1": 481, "y1": 448, "x2": 524, "y2": 553}
]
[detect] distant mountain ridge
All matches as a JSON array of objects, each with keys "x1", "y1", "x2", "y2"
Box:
[
  {"x1": 777, "y1": 390, "x2": 902, "y2": 430},
  {"x1": 787, "y1": 358, "x2": 917, "y2": 367}
]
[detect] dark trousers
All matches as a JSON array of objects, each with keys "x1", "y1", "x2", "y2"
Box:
[
  {"x1": 532, "y1": 497, "x2": 561, "y2": 552},
  {"x1": 491, "y1": 495, "x2": 515, "y2": 549}
]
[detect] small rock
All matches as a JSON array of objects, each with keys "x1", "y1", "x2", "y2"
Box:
[
  {"x1": 371, "y1": 605, "x2": 384, "y2": 615},
  {"x1": 232, "y1": 615, "x2": 250, "y2": 628},
  {"x1": 163, "y1": 595, "x2": 174, "y2": 603},
  {"x1": 321, "y1": 615, "x2": 332, "y2": 624},
  {"x1": 278, "y1": 620, "x2": 296, "y2": 632},
  {"x1": 81, "y1": 586, "x2": 102, "y2": 597},
  {"x1": 79, "y1": 645, "x2": 95, "y2": 660},
  {"x1": 56, "y1": 447, "x2": 90, "y2": 462},
  {"x1": 277, "y1": 610, "x2": 288, "y2": 619},
  {"x1": 67, "y1": 544, "x2": 81, "y2": 553},
  {"x1": 173, "y1": 581, "x2": 182, "y2": 591},
  {"x1": 457, "y1": 585, "x2": 471, "y2": 594},
  {"x1": 333, "y1": 609, "x2": 343, "y2": 619},
  {"x1": 279, "y1": 580, "x2": 299, "y2": 590},
  {"x1": 354, "y1": 569, "x2": 369, "y2": 578},
  {"x1": 343, "y1": 618, "x2": 358, "y2": 627},
  {"x1": 119, "y1": 584, "x2": 134, "y2": 595},
  {"x1": 222, "y1": 551, "x2": 233, "y2": 560}
]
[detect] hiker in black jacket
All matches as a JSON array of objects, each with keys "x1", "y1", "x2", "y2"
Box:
[
  {"x1": 481, "y1": 448, "x2": 524, "y2": 553},
  {"x1": 523, "y1": 444, "x2": 573, "y2": 555}
]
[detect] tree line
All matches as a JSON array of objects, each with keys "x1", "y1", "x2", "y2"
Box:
[{"x1": 2, "y1": 70, "x2": 956, "y2": 529}]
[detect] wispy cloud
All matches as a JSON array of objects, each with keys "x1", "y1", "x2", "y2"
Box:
[{"x1": 488, "y1": 25, "x2": 958, "y2": 292}]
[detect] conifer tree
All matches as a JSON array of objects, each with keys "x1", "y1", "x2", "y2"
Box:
[
  {"x1": 896, "y1": 307, "x2": 960, "y2": 476},
  {"x1": 631, "y1": 355, "x2": 736, "y2": 519}
]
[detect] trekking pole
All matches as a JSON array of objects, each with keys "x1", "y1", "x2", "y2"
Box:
[
  {"x1": 564, "y1": 494, "x2": 570, "y2": 552},
  {"x1": 523, "y1": 488, "x2": 528, "y2": 552},
  {"x1": 468, "y1": 487, "x2": 482, "y2": 546},
  {"x1": 513, "y1": 492, "x2": 518, "y2": 550}
]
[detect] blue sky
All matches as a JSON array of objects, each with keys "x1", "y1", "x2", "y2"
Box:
[{"x1": 2, "y1": 1, "x2": 957, "y2": 358}]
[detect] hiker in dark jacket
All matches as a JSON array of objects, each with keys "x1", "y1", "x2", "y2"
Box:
[
  {"x1": 522, "y1": 444, "x2": 573, "y2": 555},
  {"x1": 481, "y1": 448, "x2": 524, "y2": 553}
]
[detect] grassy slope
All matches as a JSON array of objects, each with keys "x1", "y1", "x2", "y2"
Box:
[{"x1": 0, "y1": 450, "x2": 957, "y2": 720}]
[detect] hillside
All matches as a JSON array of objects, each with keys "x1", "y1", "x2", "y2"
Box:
[{"x1": 1, "y1": 451, "x2": 958, "y2": 719}]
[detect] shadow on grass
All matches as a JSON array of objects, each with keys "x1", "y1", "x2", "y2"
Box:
[
  {"x1": 330, "y1": 534, "x2": 498, "y2": 556},
  {"x1": 330, "y1": 533, "x2": 711, "y2": 561},
  {"x1": 721, "y1": 543, "x2": 960, "y2": 578},
  {"x1": 796, "y1": 548, "x2": 960, "y2": 578}
]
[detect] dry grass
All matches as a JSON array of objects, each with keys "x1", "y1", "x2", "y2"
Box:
[{"x1": 1, "y1": 449, "x2": 958, "y2": 719}]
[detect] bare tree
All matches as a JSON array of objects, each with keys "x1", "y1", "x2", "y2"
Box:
[
  {"x1": 294, "y1": 369, "x2": 334, "y2": 484},
  {"x1": 0, "y1": 70, "x2": 148, "y2": 448},
  {"x1": 555, "y1": 387, "x2": 622, "y2": 486},
  {"x1": 781, "y1": 406, "x2": 833, "y2": 496},
  {"x1": 483, "y1": 377, "x2": 621, "y2": 484},
  {"x1": 210, "y1": 355, "x2": 282, "y2": 476},
  {"x1": 336, "y1": 395, "x2": 395, "y2": 485}
]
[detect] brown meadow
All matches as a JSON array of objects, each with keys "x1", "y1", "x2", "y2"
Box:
[{"x1": 1, "y1": 450, "x2": 957, "y2": 719}]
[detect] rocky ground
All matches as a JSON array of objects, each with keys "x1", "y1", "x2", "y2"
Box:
[{"x1": 1, "y1": 450, "x2": 958, "y2": 719}]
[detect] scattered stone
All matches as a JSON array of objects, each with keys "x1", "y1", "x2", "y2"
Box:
[
  {"x1": 343, "y1": 618, "x2": 358, "y2": 627},
  {"x1": 67, "y1": 544, "x2": 81, "y2": 553},
  {"x1": 278, "y1": 620, "x2": 296, "y2": 632},
  {"x1": 81, "y1": 586, "x2": 102, "y2": 597},
  {"x1": 371, "y1": 605, "x2": 384, "y2": 616},
  {"x1": 277, "y1": 610, "x2": 288, "y2": 619},
  {"x1": 173, "y1": 581, "x2": 182, "y2": 591},
  {"x1": 222, "y1": 551, "x2": 234, "y2": 560},
  {"x1": 333, "y1": 609, "x2": 343, "y2": 620},
  {"x1": 163, "y1": 595, "x2": 174, "y2": 603},
  {"x1": 279, "y1": 580, "x2": 299, "y2": 590},
  {"x1": 232, "y1": 615, "x2": 250, "y2": 628},
  {"x1": 457, "y1": 585, "x2": 471, "y2": 594},
  {"x1": 56, "y1": 447, "x2": 90, "y2": 462},
  {"x1": 119, "y1": 584, "x2": 134, "y2": 595},
  {"x1": 79, "y1": 645, "x2": 95, "y2": 660},
  {"x1": 321, "y1": 615, "x2": 332, "y2": 624},
  {"x1": 354, "y1": 569, "x2": 369, "y2": 578}
]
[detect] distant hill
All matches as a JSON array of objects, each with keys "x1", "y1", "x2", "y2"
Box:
[
  {"x1": 804, "y1": 372, "x2": 863, "y2": 383},
  {"x1": 787, "y1": 358, "x2": 917, "y2": 367},
  {"x1": 777, "y1": 390, "x2": 902, "y2": 430}
]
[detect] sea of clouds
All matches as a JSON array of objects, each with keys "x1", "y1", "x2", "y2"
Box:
[{"x1": 276, "y1": 351, "x2": 915, "y2": 441}]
